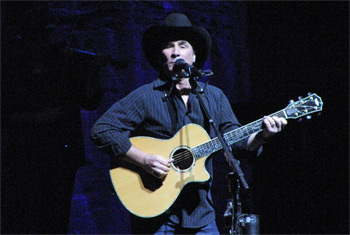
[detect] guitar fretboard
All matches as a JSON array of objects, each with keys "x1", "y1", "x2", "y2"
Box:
[{"x1": 192, "y1": 110, "x2": 286, "y2": 159}]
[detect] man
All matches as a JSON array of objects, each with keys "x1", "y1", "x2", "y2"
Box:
[{"x1": 90, "y1": 13, "x2": 287, "y2": 234}]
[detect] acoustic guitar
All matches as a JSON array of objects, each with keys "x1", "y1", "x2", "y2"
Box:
[{"x1": 110, "y1": 93, "x2": 323, "y2": 218}]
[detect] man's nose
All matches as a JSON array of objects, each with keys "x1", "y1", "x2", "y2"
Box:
[
  {"x1": 171, "y1": 53, "x2": 179, "y2": 59},
  {"x1": 171, "y1": 46, "x2": 180, "y2": 58}
]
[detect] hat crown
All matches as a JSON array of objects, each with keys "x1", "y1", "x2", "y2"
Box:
[
  {"x1": 142, "y1": 13, "x2": 211, "y2": 70},
  {"x1": 162, "y1": 13, "x2": 192, "y2": 27}
]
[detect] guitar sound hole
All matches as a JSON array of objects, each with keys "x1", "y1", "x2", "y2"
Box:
[{"x1": 172, "y1": 148, "x2": 194, "y2": 171}]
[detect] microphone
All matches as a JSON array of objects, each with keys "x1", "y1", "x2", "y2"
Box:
[{"x1": 173, "y1": 58, "x2": 203, "y2": 78}]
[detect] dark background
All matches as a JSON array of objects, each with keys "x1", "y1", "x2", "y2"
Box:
[{"x1": 1, "y1": 1, "x2": 348, "y2": 234}]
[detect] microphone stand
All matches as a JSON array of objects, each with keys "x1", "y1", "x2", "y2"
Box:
[
  {"x1": 225, "y1": 172, "x2": 242, "y2": 235},
  {"x1": 191, "y1": 70, "x2": 262, "y2": 234},
  {"x1": 189, "y1": 70, "x2": 249, "y2": 234},
  {"x1": 189, "y1": 71, "x2": 249, "y2": 190}
]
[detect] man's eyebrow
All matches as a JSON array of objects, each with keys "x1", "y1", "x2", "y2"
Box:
[
  {"x1": 163, "y1": 40, "x2": 190, "y2": 47},
  {"x1": 178, "y1": 40, "x2": 189, "y2": 45}
]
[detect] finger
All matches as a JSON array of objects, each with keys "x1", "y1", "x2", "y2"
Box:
[
  {"x1": 275, "y1": 117, "x2": 288, "y2": 130},
  {"x1": 264, "y1": 116, "x2": 274, "y2": 125},
  {"x1": 264, "y1": 116, "x2": 275, "y2": 129},
  {"x1": 158, "y1": 164, "x2": 171, "y2": 172},
  {"x1": 167, "y1": 159, "x2": 174, "y2": 164},
  {"x1": 151, "y1": 164, "x2": 168, "y2": 176},
  {"x1": 154, "y1": 155, "x2": 170, "y2": 166},
  {"x1": 272, "y1": 116, "x2": 282, "y2": 130},
  {"x1": 153, "y1": 170, "x2": 166, "y2": 178},
  {"x1": 281, "y1": 118, "x2": 288, "y2": 126},
  {"x1": 152, "y1": 160, "x2": 170, "y2": 171}
]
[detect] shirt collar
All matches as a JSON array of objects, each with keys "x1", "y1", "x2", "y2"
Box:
[
  {"x1": 153, "y1": 77, "x2": 205, "y2": 94},
  {"x1": 153, "y1": 78, "x2": 172, "y2": 91}
]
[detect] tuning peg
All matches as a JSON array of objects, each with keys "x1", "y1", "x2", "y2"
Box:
[
  {"x1": 289, "y1": 100, "x2": 295, "y2": 104},
  {"x1": 298, "y1": 96, "x2": 303, "y2": 100},
  {"x1": 297, "y1": 118, "x2": 303, "y2": 123},
  {"x1": 317, "y1": 113, "x2": 322, "y2": 117},
  {"x1": 306, "y1": 115, "x2": 312, "y2": 120},
  {"x1": 308, "y1": 92, "x2": 312, "y2": 96}
]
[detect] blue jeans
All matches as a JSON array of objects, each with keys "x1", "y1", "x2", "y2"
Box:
[{"x1": 154, "y1": 220, "x2": 220, "y2": 235}]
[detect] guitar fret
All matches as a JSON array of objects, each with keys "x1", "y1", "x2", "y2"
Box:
[
  {"x1": 193, "y1": 138, "x2": 222, "y2": 159},
  {"x1": 193, "y1": 109, "x2": 289, "y2": 159},
  {"x1": 192, "y1": 96, "x2": 323, "y2": 160}
]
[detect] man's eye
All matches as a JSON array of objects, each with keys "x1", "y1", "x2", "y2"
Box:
[{"x1": 163, "y1": 44, "x2": 173, "y2": 49}]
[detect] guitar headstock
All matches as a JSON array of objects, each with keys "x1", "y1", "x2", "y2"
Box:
[{"x1": 285, "y1": 93, "x2": 323, "y2": 119}]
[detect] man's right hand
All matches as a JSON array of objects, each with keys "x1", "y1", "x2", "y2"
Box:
[
  {"x1": 143, "y1": 154, "x2": 173, "y2": 178},
  {"x1": 124, "y1": 145, "x2": 173, "y2": 178}
]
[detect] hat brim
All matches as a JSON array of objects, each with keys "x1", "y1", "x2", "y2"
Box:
[{"x1": 142, "y1": 26, "x2": 212, "y2": 71}]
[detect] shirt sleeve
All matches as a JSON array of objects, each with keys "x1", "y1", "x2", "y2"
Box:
[
  {"x1": 90, "y1": 87, "x2": 145, "y2": 158},
  {"x1": 214, "y1": 87, "x2": 262, "y2": 156},
  {"x1": 215, "y1": 89, "x2": 247, "y2": 151}
]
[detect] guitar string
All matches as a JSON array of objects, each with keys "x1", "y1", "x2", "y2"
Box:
[
  {"x1": 170, "y1": 106, "x2": 321, "y2": 165},
  {"x1": 171, "y1": 122, "x2": 263, "y2": 164},
  {"x1": 171, "y1": 126, "x2": 258, "y2": 165},
  {"x1": 171, "y1": 128, "x2": 257, "y2": 165},
  {"x1": 171, "y1": 140, "x2": 219, "y2": 164},
  {"x1": 172, "y1": 151, "x2": 194, "y2": 164},
  {"x1": 171, "y1": 111, "x2": 286, "y2": 165}
]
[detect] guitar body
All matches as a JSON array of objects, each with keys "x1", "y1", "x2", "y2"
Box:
[{"x1": 110, "y1": 124, "x2": 212, "y2": 218}]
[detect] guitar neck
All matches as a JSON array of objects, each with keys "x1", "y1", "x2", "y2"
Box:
[{"x1": 193, "y1": 109, "x2": 287, "y2": 159}]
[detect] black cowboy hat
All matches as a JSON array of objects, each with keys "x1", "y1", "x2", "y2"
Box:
[{"x1": 142, "y1": 13, "x2": 212, "y2": 71}]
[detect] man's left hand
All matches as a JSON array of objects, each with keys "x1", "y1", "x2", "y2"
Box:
[{"x1": 261, "y1": 115, "x2": 288, "y2": 139}]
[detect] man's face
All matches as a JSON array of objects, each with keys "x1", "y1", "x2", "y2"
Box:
[{"x1": 161, "y1": 40, "x2": 196, "y2": 72}]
